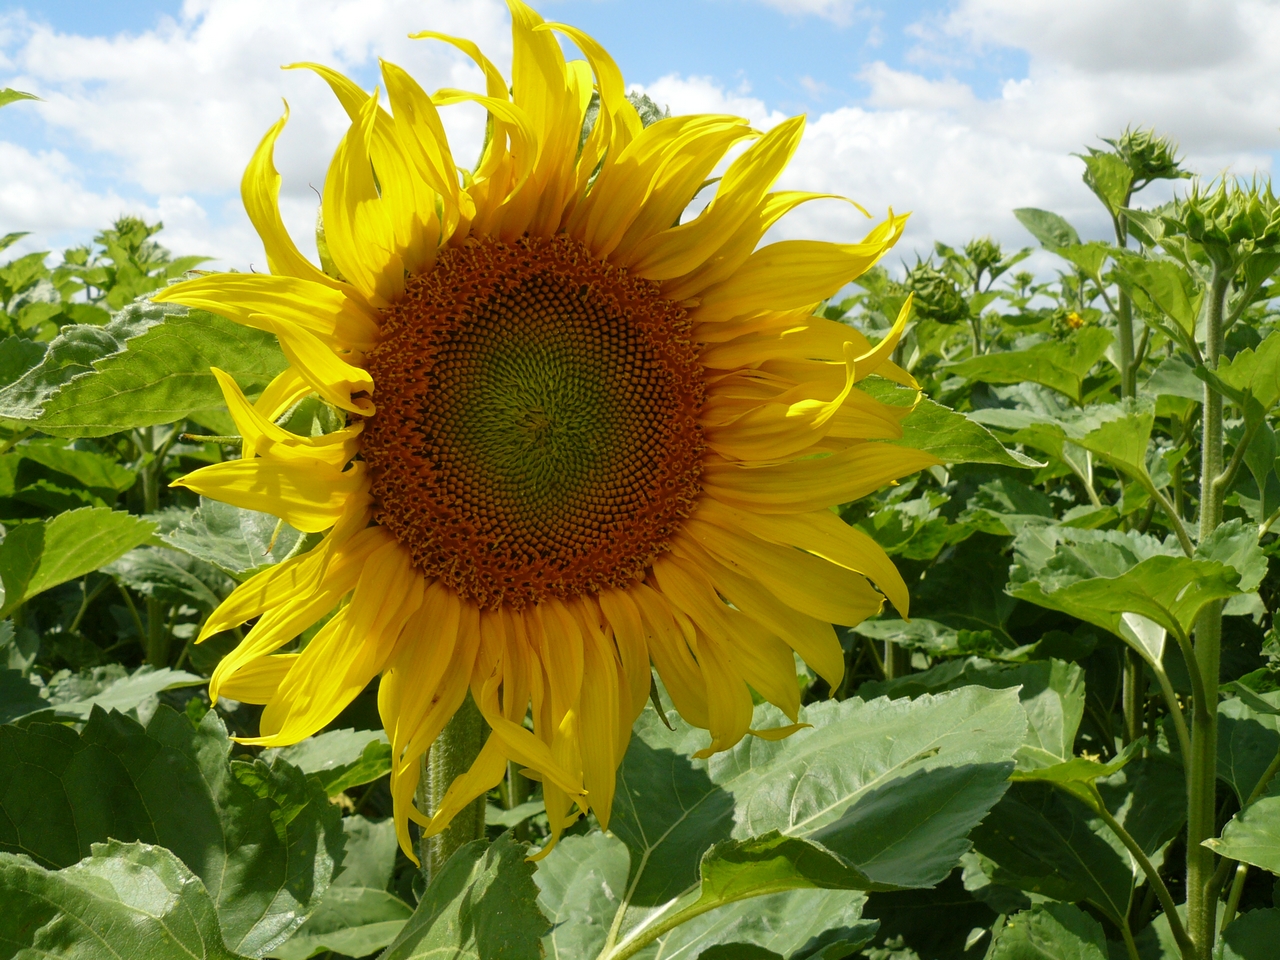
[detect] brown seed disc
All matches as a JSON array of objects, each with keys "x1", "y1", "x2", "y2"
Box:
[{"x1": 360, "y1": 234, "x2": 705, "y2": 608}]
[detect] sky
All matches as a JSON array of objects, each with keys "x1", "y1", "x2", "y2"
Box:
[{"x1": 0, "y1": 0, "x2": 1277, "y2": 276}]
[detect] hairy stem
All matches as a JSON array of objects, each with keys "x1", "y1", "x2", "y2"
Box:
[
  {"x1": 417, "y1": 692, "x2": 489, "y2": 884},
  {"x1": 1187, "y1": 265, "x2": 1230, "y2": 960}
]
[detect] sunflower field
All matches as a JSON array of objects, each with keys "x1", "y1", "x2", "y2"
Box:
[{"x1": 4, "y1": 6, "x2": 1280, "y2": 960}]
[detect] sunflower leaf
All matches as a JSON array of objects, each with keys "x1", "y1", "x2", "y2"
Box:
[
  {"x1": 1204, "y1": 773, "x2": 1280, "y2": 874},
  {"x1": 538, "y1": 686, "x2": 1025, "y2": 960},
  {"x1": 0, "y1": 840, "x2": 244, "y2": 960},
  {"x1": 380, "y1": 832, "x2": 545, "y2": 960},
  {"x1": 0, "y1": 300, "x2": 285, "y2": 438},
  {"x1": 1219, "y1": 908, "x2": 1280, "y2": 960},
  {"x1": 0, "y1": 506, "x2": 155, "y2": 617},
  {"x1": 0, "y1": 705, "x2": 344, "y2": 958},
  {"x1": 986, "y1": 902, "x2": 1109, "y2": 960}
]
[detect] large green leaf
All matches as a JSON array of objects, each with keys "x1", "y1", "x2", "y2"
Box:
[
  {"x1": 1204, "y1": 774, "x2": 1280, "y2": 874},
  {"x1": 160, "y1": 497, "x2": 304, "y2": 578},
  {"x1": 106, "y1": 545, "x2": 234, "y2": 612},
  {"x1": 945, "y1": 328, "x2": 1114, "y2": 403},
  {"x1": 539, "y1": 687, "x2": 1025, "y2": 960},
  {"x1": 269, "y1": 816, "x2": 411, "y2": 960},
  {"x1": 973, "y1": 757, "x2": 1184, "y2": 927},
  {"x1": 1211, "y1": 331, "x2": 1280, "y2": 413},
  {"x1": 0, "y1": 840, "x2": 242, "y2": 960},
  {"x1": 0, "y1": 705, "x2": 344, "y2": 957},
  {"x1": 1113, "y1": 254, "x2": 1202, "y2": 347},
  {"x1": 40, "y1": 664, "x2": 205, "y2": 721},
  {"x1": 858, "y1": 657, "x2": 1085, "y2": 770},
  {"x1": 1219, "y1": 691, "x2": 1280, "y2": 805},
  {"x1": 381, "y1": 833, "x2": 546, "y2": 960},
  {"x1": 1009, "y1": 526, "x2": 1243, "y2": 653},
  {"x1": 0, "y1": 300, "x2": 285, "y2": 437},
  {"x1": 1219, "y1": 909, "x2": 1280, "y2": 960},
  {"x1": 0, "y1": 506, "x2": 155, "y2": 617},
  {"x1": 1080, "y1": 152, "x2": 1133, "y2": 214},
  {"x1": 863, "y1": 379, "x2": 1040, "y2": 468},
  {"x1": 987, "y1": 902, "x2": 1108, "y2": 960},
  {"x1": 1014, "y1": 208, "x2": 1081, "y2": 248},
  {"x1": 262, "y1": 727, "x2": 392, "y2": 798}
]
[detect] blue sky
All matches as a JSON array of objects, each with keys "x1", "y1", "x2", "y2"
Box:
[{"x1": 1, "y1": 1, "x2": 1277, "y2": 271}]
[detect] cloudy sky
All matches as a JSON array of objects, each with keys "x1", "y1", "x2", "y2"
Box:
[{"x1": 0, "y1": 0, "x2": 1276, "y2": 274}]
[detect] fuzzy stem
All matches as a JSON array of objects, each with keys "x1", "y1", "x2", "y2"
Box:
[
  {"x1": 417, "y1": 692, "x2": 489, "y2": 884},
  {"x1": 1187, "y1": 265, "x2": 1230, "y2": 960}
]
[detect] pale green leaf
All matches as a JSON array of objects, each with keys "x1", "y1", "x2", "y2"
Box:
[
  {"x1": 1014, "y1": 208, "x2": 1081, "y2": 248},
  {"x1": 945, "y1": 328, "x2": 1114, "y2": 403},
  {"x1": 0, "y1": 840, "x2": 241, "y2": 960},
  {"x1": 988, "y1": 902, "x2": 1108, "y2": 960}
]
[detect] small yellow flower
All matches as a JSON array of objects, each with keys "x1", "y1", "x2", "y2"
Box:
[
  {"x1": 1067, "y1": 311, "x2": 1085, "y2": 329},
  {"x1": 155, "y1": 0, "x2": 935, "y2": 859}
]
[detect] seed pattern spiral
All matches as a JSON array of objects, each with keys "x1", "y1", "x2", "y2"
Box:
[{"x1": 361, "y1": 234, "x2": 706, "y2": 608}]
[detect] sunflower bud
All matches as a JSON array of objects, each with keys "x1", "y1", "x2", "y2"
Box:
[
  {"x1": 905, "y1": 262, "x2": 968, "y2": 325},
  {"x1": 1168, "y1": 179, "x2": 1280, "y2": 266}
]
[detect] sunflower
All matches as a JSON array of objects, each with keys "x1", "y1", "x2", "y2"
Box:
[{"x1": 155, "y1": 0, "x2": 937, "y2": 860}]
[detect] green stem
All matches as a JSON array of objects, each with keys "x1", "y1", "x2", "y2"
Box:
[
  {"x1": 417, "y1": 692, "x2": 489, "y2": 884},
  {"x1": 883, "y1": 640, "x2": 909, "y2": 680},
  {"x1": 1220, "y1": 863, "x2": 1248, "y2": 934},
  {"x1": 1086, "y1": 784, "x2": 1195, "y2": 959},
  {"x1": 1120, "y1": 915, "x2": 1142, "y2": 960},
  {"x1": 1153, "y1": 663, "x2": 1192, "y2": 779},
  {"x1": 1187, "y1": 265, "x2": 1230, "y2": 960},
  {"x1": 1123, "y1": 649, "x2": 1144, "y2": 746},
  {"x1": 506, "y1": 761, "x2": 532, "y2": 843}
]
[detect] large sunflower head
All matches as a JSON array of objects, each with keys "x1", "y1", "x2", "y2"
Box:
[{"x1": 155, "y1": 0, "x2": 937, "y2": 860}]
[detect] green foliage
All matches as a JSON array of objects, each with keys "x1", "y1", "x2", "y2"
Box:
[{"x1": 9, "y1": 127, "x2": 1280, "y2": 960}]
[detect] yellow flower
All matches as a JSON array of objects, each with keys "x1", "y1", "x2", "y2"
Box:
[{"x1": 155, "y1": 0, "x2": 937, "y2": 860}]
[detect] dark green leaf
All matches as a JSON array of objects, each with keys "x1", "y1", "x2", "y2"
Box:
[
  {"x1": 0, "y1": 705, "x2": 344, "y2": 957},
  {"x1": 381, "y1": 833, "x2": 546, "y2": 960},
  {"x1": 41, "y1": 664, "x2": 204, "y2": 721},
  {"x1": 572, "y1": 687, "x2": 1024, "y2": 958},
  {"x1": 1218, "y1": 692, "x2": 1280, "y2": 807},
  {"x1": 0, "y1": 667, "x2": 49, "y2": 723},
  {"x1": 1219, "y1": 908, "x2": 1280, "y2": 959},
  {"x1": 106, "y1": 546, "x2": 233, "y2": 612},
  {"x1": 988, "y1": 902, "x2": 1108, "y2": 959},
  {"x1": 0, "y1": 300, "x2": 285, "y2": 437},
  {"x1": 269, "y1": 816, "x2": 410, "y2": 960},
  {"x1": 18, "y1": 441, "x2": 135, "y2": 493},
  {"x1": 0, "y1": 336, "x2": 45, "y2": 385},
  {"x1": 1205, "y1": 774, "x2": 1280, "y2": 873},
  {"x1": 0, "y1": 840, "x2": 241, "y2": 960}
]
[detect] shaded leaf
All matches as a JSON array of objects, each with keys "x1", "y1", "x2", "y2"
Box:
[
  {"x1": 1014, "y1": 208, "x2": 1082, "y2": 248},
  {"x1": 0, "y1": 705, "x2": 344, "y2": 957},
  {"x1": 988, "y1": 902, "x2": 1108, "y2": 960},
  {"x1": 381, "y1": 833, "x2": 545, "y2": 960},
  {"x1": 1205, "y1": 774, "x2": 1280, "y2": 874},
  {"x1": 1218, "y1": 908, "x2": 1280, "y2": 960}
]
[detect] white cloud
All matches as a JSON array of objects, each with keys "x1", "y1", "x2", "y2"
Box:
[
  {"x1": 3, "y1": 0, "x2": 1280, "y2": 281},
  {"x1": 753, "y1": 0, "x2": 861, "y2": 27},
  {"x1": 0, "y1": 0, "x2": 510, "y2": 268}
]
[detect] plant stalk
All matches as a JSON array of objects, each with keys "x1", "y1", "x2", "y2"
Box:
[
  {"x1": 417, "y1": 691, "x2": 489, "y2": 884},
  {"x1": 139, "y1": 426, "x2": 168, "y2": 667},
  {"x1": 1187, "y1": 266, "x2": 1230, "y2": 959}
]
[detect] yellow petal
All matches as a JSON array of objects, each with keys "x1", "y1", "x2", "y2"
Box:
[
  {"x1": 684, "y1": 516, "x2": 883, "y2": 627},
  {"x1": 622, "y1": 115, "x2": 807, "y2": 279},
  {"x1": 212, "y1": 368, "x2": 361, "y2": 467},
  {"x1": 173, "y1": 458, "x2": 367, "y2": 533},
  {"x1": 422, "y1": 734, "x2": 509, "y2": 837},
  {"x1": 321, "y1": 92, "x2": 404, "y2": 305},
  {"x1": 241, "y1": 104, "x2": 343, "y2": 291},
  {"x1": 701, "y1": 443, "x2": 940, "y2": 514},
  {"x1": 216, "y1": 654, "x2": 298, "y2": 704},
  {"x1": 251, "y1": 314, "x2": 374, "y2": 417},
  {"x1": 574, "y1": 600, "x2": 621, "y2": 828},
  {"x1": 248, "y1": 540, "x2": 423, "y2": 746},
  {"x1": 626, "y1": 583, "x2": 710, "y2": 730},
  {"x1": 701, "y1": 498, "x2": 909, "y2": 618},
  {"x1": 692, "y1": 211, "x2": 909, "y2": 324},
  {"x1": 151, "y1": 273, "x2": 379, "y2": 351}
]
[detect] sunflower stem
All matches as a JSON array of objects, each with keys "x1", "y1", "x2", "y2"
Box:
[{"x1": 418, "y1": 692, "x2": 489, "y2": 884}]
